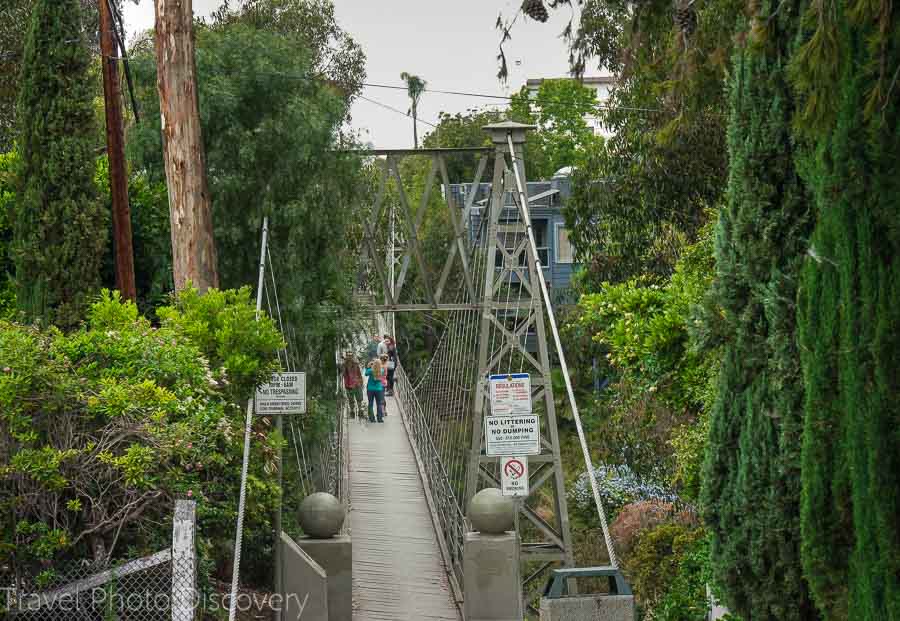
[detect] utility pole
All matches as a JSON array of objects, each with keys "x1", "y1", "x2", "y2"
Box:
[
  {"x1": 100, "y1": 0, "x2": 136, "y2": 301},
  {"x1": 154, "y1": 0, "x2": 219, "y2": 293}
]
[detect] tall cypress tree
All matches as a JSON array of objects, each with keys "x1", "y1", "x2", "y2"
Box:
[
  {"x1": 700, "y1": 1, "x2": 819, "y2": 618},
  {"x1": 13, "y1": 0, "x2": 107, "y2": 327},
  {"x1": 795, "y1": 1, "x2": 900, "y2": 616}
]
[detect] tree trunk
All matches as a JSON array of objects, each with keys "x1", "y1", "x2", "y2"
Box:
[
  {"x1": 154, "y1": 0, "x2": 218, "y2": 293},
  {"x1": 100, "y1": 0, "x2": 136, "y2": 301},
  {"x1": 412, "y1": 104, "x2": 418, "y2": 149}
]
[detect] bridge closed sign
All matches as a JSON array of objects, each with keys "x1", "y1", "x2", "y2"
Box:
[
  {"x1": 489, "y1": 373, "x2": 532, "y2": 415},
  {"x1": 485, "y1": 414, "x2": 541, "y2": 456},
  {"x1": 501, "y1": 456, "x2": 529, "y2": 497},
  {"x1": 255, "y1": 372, "x2": 306, "y2": 415}
]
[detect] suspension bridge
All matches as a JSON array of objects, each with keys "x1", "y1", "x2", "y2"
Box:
[{"x1": 232, "y1": 121, "x2": 626, "y2": 621}]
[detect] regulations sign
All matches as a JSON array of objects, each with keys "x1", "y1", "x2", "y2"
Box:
[
  {"x1": 501, "y1": 456, "x2": 529, "y2": 497},
  {"x1": 485, "y1": 414, "x2": 541, "y2": 456},
  {"x1": 489, "y1": 373, "x2": 532, "y2": 416},
  {"x1": 255, "y1": 372, "x2": 306, "y2": 415}
]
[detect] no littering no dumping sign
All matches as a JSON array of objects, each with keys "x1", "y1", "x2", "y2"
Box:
[
  {"x1": 486, "y1": 373, "x2": 541, "y2": 456},
  {"x1": 501, "y1": 456, "x2": 529, "y2": 497},
  {"x1": 255, "y1": 372, "x2": 306, "y2": 415},
  {"x1": 485, "y1": 414, "x2": 541, "y2": 455}
]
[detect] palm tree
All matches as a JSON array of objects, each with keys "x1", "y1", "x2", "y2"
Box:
[{"x1": 400, "y1": 72, "x2": 426, "y2": 148}]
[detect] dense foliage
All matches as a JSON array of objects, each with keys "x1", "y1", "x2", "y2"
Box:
[
  {"x1": 624, "y1": 522, "x2": 708, "y2": 620},
  {"x1": 699, "y1": 3, "x2": 818, "y2": 617},
  {"x1": 94, "y1": 157, "x2": 173, "y2": 312},
  {"x1": 541, "y1": 0, "x2": 737, "y2": 287},
  {"x1": 209, "y1": 0, "x2": 366, "y2": 105},
  {"x1": 12, "y1": 0, "x2": 107, "y2": 329},
  {"x1": 0, "y1": 0, "x2": 103, "y2": 148},
  {"x1": 562, "y1": 226, "x2": 718, "y2": 618},
  {"x1": 1, "y1": 289, "x2": 283, "y2": 578},
  {"x1": 0, "y1": 150, "x2": 15, "y2": 317},
  {"x1": 508, "y1": 78, "x2": 603, "y2": 180},
  {"x1": 565, "y1": 225, "x2": 718, "y2": 501},
  {"x1": 421, "y1": 108, "x2": 503, "y2": 181},
  {"x1": 795, "y1": 0, "x2": 900, "y2": 615}
]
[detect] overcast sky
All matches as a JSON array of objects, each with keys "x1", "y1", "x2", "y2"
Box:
[{"x1": 123, "y1": 1, "x2": 584, "y2": 148}]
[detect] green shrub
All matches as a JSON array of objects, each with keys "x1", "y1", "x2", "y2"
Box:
[
  {"x1": 1, "y1": 289, "x2": 283, "y2": 584},
  {"x1": 653, "y1": 534, "x2": 712, "y2": 621},
  {"x1": 564, "y1": 225, "x2": 720, "y2": 501},
  {"x1": 0, "y1": 150, "x2": 16, "y2": 317},
  {"x1": 624, "y1": 522, "x2": 707, "y2": 619}
]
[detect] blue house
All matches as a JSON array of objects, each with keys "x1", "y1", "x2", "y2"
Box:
[{"x1": 449, "y1": 171, "x2": 579, "y2": 306}]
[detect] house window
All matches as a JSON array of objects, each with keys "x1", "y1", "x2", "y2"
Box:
[{"x1": 556, "y1": 225, "x2": 574, "y2": 264}]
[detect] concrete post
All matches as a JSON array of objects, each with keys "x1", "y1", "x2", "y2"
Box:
[
  {"x1": 463, "y1": 531, "x2": 523, "y2": 621},
  {"x1": 539, "y1": 567, "x2": 635, "y2": 621},
  {"x1": 297, "y1": 535, "x2": 352, "y2": 621},
  {"x1": 539, "y1": 595, "x2": 635, "y2": 621},
  {"x1": 280, "y1": 532, "x2": 328, "y2": 621},
  {"x1": 171, "y1": 499, "x2": 196, "y2": 621}
]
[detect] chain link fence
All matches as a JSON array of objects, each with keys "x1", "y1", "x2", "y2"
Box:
[
  {"x1": 4, "y1": 553, "x2": 174, "y2": 621},
  {"x1": 2, "y1": 501, "x2": 210, "y2": 621}
]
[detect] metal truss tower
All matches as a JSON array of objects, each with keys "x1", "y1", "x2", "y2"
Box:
[{"x1": 465, "y1": 121, "x2": 575, "y2": 577}]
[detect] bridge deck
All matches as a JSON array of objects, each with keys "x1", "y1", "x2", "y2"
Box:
[{"x1": 350, "y1": 395, "x2": 461, "y2": 621}]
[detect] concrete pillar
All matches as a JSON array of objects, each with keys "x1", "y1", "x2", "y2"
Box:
[
  {"x1": 280, "y1": 532, "x2": 328, "y2": 621},
  {"x1": 297, "y1": 535, "x2": 352, "y2": 621},
  {"x1": 171, "y1": 499, "x2": 196, "y2": 621},
  {"x1": 539, "y1": 595, "x2": 635, "y2": 621},
  {"x1": 463, "y1": 531, "x2": 523, "y2": 621}
]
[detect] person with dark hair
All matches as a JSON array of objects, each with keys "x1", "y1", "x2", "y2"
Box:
[
  {"x1": 341, "y1": 351, "x2": 365, "y2": 409},
  {"x1": 366, "y1": 334, "x2": 381, "y2": 362},
  {"x1": 386, "y1": 337, "x2": 398, "y2": 396}
]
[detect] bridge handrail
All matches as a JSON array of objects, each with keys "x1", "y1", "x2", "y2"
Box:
[{"x1": 392, "y1": 362, "x2": 466, "y2": 603}]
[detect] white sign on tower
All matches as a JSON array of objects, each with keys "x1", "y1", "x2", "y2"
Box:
[
  {"x1": 255, "y1": 372, "x2": 306, "y2": 415},
  {"x1": 489, "y1": 373, "x2": 532, "y2": 415},
  {"x1": 484, "y1": 414, "x2": 541, "y2": 456},
  {"x1": 501, "y1": 456, "x2": 529, "y2": 497}
]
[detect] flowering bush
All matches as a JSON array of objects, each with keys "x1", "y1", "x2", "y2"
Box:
[{"x1": 569, "y1": 463, "x2": 679, "y2": 525}]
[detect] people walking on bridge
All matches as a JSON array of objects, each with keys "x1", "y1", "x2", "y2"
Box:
[
  {"x1": 364, "y1": 358, "x2": 386, "y2": 423},
  {"x1": 341, "y1": 351, "x2": 365, "y2": 412},
  {"x1": 378, "y1": 354, "x2": 390, "y2": 414},
  {"x1": 366, "y1": 334, "x2": 381, "y2": 362},
  {"x1": 386, "y1": 337, "x2": 398, "y2": 396},
  {"x1": 378, "y1": 333, "x2": 390, "y2": 358}
]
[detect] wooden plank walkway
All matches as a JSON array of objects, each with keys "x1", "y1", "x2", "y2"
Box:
[{"x1": 349, "y1": 395, "x2": 461, "y2": 621}]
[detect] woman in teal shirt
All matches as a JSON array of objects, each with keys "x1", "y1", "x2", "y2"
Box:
[{"x1": 364, "y1": 358, "x2": 385, "y2": 423}]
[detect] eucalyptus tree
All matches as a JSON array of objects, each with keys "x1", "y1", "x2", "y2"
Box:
[{"x1": 128, "y1": 22, "x2": 365, "y2": 388}]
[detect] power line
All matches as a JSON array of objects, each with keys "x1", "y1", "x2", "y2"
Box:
[
  {"x1": 363, "y1": 81, "x2": 511, "y2": 101},
  {"x1": 357, "y1": 94, "x2": 441, "y2": 129},
  {"x1": 6, "y1": 41, "x2": 659, "y2": 114},
  {"x1": 360, "y1": 79, "x2": 662, "y2": 113}
]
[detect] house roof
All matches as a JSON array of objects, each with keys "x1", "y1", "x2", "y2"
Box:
[{"x1": 526, "y1": 75, "x2": 616, "y2": 88}]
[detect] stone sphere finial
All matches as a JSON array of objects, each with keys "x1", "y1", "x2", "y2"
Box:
[
  {"x1": 298, "y1": 492, "x2": 345, "y2": 538},
  {"x1": 468, "y1": 488, "x2": 515, "y2": 534}
]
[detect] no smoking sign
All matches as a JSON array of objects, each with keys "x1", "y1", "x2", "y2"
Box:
[{"x1": 501, "y1": 456, "x2": 529, "y2": 497}]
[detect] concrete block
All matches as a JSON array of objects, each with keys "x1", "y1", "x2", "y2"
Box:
[
  {"x1": 539, "y1": 594, "x2": 635, "y2": 621},
  {"x1": 298, "y1": 535, "x2": 352, "y2": 621},
  {"x1": 463, "y1": 531, "x2": 522, "y2": 621},
  {"x1": 280, "y1": 532, "x2": 328, "y2": 621}
]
